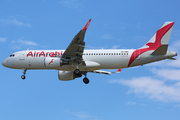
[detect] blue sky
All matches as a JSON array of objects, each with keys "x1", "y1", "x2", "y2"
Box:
[{"x1": 0, "y1": 0, "x2": 180, "y2": 120}]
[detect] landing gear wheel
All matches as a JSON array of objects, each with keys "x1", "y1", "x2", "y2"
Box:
[
  {"x1": 74, "y1": 69, "x2": 81, "y2": 76},
  {"x1": 83, "y1": 77, "x2": 89, "y2": 84},
  {"x1": 21, "y1": 75, "x2": 26, "y2": 80}
]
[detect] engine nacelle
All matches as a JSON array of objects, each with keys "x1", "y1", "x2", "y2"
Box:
[
  {"x1": 44, "y1": 57, "x2": 60, "y2": 68},
  {"x1": 58, "y1": 71, "x2": 81, "y2": 81}
]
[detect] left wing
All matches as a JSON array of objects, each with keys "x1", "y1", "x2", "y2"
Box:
[
  {"x1": 92, "y1": 69, "x2": 122, "y2": 75},
  {"x1": 61, "y1": 19, "x2": 91, "y2": 63}
]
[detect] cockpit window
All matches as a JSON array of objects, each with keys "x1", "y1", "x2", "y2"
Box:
[{"x1": 10, "y1": 54, "x2": 15, "y2": 57}]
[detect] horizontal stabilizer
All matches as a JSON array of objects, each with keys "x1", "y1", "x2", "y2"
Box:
[
  {"x1": 166, "y1": 57, "x2": 176, "y2": 60},
  {"x1": 151, "y1": 45, "x2": 168, "y2": 55}
]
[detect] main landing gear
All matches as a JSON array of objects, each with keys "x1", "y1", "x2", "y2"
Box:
[
  {"x1": 74, "y1": 69, "x2": 81, "y2": 76},
  {"x1": 83, "y1": 77, "x2": 89, "y2": 84},
  {"x1": 74, "y1": 69, "x2": 90, "y2": 84},
  {"x1": 21, "y1": 69, "x2": 27, "y2": 80}
]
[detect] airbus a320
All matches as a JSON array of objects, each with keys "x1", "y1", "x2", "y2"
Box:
[{"x1": 2, "y1": 19, "x2": 177, "y2": 84}]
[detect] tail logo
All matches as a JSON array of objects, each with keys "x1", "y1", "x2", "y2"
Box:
[{"x1": 128, "y1": 22, "x2": 174, "y2": 67}]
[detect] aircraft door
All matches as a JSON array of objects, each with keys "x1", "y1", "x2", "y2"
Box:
[{"x1": 19, "y1": 51, "x2": 25, "y2": 60}]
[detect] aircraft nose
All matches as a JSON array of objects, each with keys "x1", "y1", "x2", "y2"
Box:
[{"x1": 2, "y1": 58, "x2": 10, "y2": 67}]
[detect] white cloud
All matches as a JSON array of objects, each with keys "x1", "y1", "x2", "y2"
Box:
[
  {"x1": 140, "y1": 103, "x2": 147, "y2": 106},
  {"x1": 10, "y1": 39, "x2": 38, "y2": 49},
  {"x1": 59, "y1": 0, "x2": 82, "y2": 8},
  {"x1": 0, "y1": 37, "x2": 7, "y2": 42},
  {"x1": 0, "y1": 18, "x2": 31, "y2": 27},
  {"x1": 135, "y1": 22, "x2": 143, "y2": 30},
  {"x1": 118, "y1": 23, "x2": 130, "y2": 30},
  {"x1": 133, "y1": 35, "x2": 147, "y2": 41},
  {"x1": 174, "y1": 104, "x2": 180, "y2": 107},
  {"x1": 101, "y1": 34, "x2": 114, "y2": 39},
  {"x1": 112, "y1": 45, "x2": 120, "y2": 49},
  {"x1": 73, "y1": 111, "x2": 91, "y2": 119},
  {"x1": 110, "y1": 77, "x2": 180, "y2": 102},
  {"x1": 16, "y1": 39, "x2": 38, "y2": 46},
  {"x1": 168, "y1": 40, "x2": 180, "y2": 52},
  {"x1": 151, "y1": 68, "x2": 180, "y2": 81},
  {"x1": 147, "y1": 57, "x2": 180, "y2": 68},
  {"x1": 126, "y1": 101, "x2": 136, "y2": 105},
  {"x1": 69, "y1": 111, "x2": 99, "y2": 120},
  {"x1": 86, "y1": 45, "x2": 107, "y2": 49}
]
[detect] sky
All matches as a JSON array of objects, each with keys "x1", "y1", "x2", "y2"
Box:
[{"x1": 0, "y1": 0, "x2": 180, "y2": 120}]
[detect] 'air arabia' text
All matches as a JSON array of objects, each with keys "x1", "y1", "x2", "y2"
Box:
[{"x1": 27, "y1": 51, "x2": 63, "y2": 57}]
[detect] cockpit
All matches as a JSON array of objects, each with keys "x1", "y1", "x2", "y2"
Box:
[{"x1": 10, "y1": 54, "x2": 15, "y2": 57}]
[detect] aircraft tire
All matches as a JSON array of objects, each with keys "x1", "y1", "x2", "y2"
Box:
[
  {"x1": 83, "y1": 77, "x2": 89, "y2": 84},
  {"x1": 74, "y1": 69, "x2": 81, "y2": 75},
  {"x1": 21, "y1": 75, "x2": 26, "y2": 80}
]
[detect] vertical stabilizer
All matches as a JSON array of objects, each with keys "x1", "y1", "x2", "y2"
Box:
[
  {"x1": 128, "y1": 22, "x2": 175, "y2": 67},
  {"x1": 141, "y1": 22, "x2": 174, "y2": 55}
]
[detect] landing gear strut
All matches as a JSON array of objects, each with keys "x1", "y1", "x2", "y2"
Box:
[
  {"x1": 21, "y1": 69, "x2": 27, "y2": 80},
  {"x1": 82, "y1": 72, "x2": 89, "y2": 84}
]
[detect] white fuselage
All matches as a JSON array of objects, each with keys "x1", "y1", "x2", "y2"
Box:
[
  {"x1": 1, "y1": 21, "x2": 177, "y2": 83},
  {"x1": 2, "y1": 49, "x2": 177, "y2": 71}
]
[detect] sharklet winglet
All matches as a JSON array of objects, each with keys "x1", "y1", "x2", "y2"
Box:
[{"x1": 82, "y1": 19, "x2": 91, "y2": 31}]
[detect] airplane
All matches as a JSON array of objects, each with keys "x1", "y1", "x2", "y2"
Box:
[{"x1": 2, "y1": 19, "x2": 177, "y2": 84}]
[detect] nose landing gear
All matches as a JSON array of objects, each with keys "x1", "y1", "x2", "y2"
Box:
[{"x1": 21, "y1": 69, "x2": 27, "y2": 80}]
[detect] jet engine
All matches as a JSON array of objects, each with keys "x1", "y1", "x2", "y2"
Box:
[
  {"x1": 58, "y1": 71, "x2": 82, "y2": 81},
  {"x1": 44, "y1": 57, "x2": 61, "y2": 68},
  {"x1": 44, "y1": 58, "x2": 69, "y2": 69}
]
